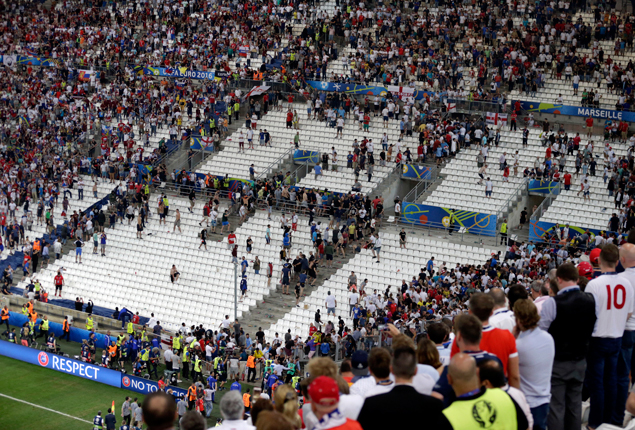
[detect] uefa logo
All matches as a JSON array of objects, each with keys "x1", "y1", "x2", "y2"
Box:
[
  {"x1": 37, "y1": 351, "x2": 49, "y2": 367},
  {"x1": 122, "y1": 376, "x2": 131, "y2": 387}
]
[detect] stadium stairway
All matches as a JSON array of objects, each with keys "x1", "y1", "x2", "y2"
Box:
[{"x1": 236, "y1": 221, "x2": 360, "y2": 337}]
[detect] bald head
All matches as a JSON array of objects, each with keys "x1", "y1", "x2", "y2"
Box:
[
  {"x1": 620, "y1": 243, "x2": 635, "y2": 268},
  {"x1": 142, "y1": 392, "x2": 177, "y2": 430},
  {"x1": 488, "y1": 288, "x2": 507, "y2": 307},
  {"x1": 447, "y1": 353, "x2": 480, "y2": 396}
]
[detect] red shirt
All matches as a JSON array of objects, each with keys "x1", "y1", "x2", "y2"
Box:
[
  {"x1": 132, "y1": 315, "x2": 140, "y2": 324},
  {"x1": 309, "y1": 325, "x2": 317, "y2": 336},
  {"x1": 564, "y1": 173, "x2": 572, "y2": 185},
  {"x1": 54, "y1": 274, "x2": 64, "y2": 286},
  {"x1": 450, "y1": 326, "x2": 517, "y2": 375},
  {"x1": 228, "y1": 234, "x2": 236, "y2": 244},
  {"x1": 586, "y1": 118, "x2": 594, "y2": 127}
]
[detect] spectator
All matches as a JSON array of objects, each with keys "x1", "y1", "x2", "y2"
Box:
[{"x1": 513, "y1": 299, "x2": 555, "y2": 430}]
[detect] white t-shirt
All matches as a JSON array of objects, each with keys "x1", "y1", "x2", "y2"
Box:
[
  {"x1": 586, "y1": 273, "x2": 634, "y2": 337},
  {"x1": 325, "y1": 294, "x2": 336, "y2": 308},
  {"x1": 349, "y1": 293, "x2": 359, "y2": 305}
]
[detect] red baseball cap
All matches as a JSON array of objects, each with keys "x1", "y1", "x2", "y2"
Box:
[
  {"x1": 589, "y1": 248, "x2": 601, "y2": 265},
  {"x1": 578, "y1": 261, "x2": 593, "y2": 280},
  {"x1": 308, "y1": 376, "x2": 339, "y2": 407}
]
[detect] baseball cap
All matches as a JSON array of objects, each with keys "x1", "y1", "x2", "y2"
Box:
[
  {"x1": 589, "y1": 248, "x2": 601, "y2": 265},
  {"x1": 578, "y1": 261, "x2": 593, "y2": 280},
  {"x1": 351, "y1": 350, "x2": 369, "y2": 376},
  {"x1": 308, "y1": 376, "x2": 339, "y2": 407}
]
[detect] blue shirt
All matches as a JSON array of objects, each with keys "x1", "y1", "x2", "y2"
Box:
[
  {"x1": 314, "y1": 165, "x2": 322, "y2": 175},
  {"x1": 516, "y1": 328, "x2": 555, "y2": 408},
  {"x1": 241, "y1": 260, "x2": 248, "y2": 270},
  {"x1": 230, "y1": 381, "x2": 242, "y2": 391},
  {"x1": 207, "y1": 376, "x2": 217, "y2": 390}
]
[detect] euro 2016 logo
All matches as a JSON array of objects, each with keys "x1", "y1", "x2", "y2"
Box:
[
  {"x1": 472, "y1": 400, "x2": 497, "y2": 428},
  {"x1": 122, "y1": 376, "x2": 131, "y2": 387},
  {"x1": 37, "y1": 351, "x2": 49, "y2": 367}
]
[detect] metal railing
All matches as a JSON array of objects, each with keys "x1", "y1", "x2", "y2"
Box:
[
  {"x1": 494, "y1": 177, "x2": 530, "y2": 226},
  {"x1": 530, "y1": 184, "x2": 561, "y2": 223},
  {"x1": 402, "y1": 175, "x2": 444, "y2": 203},
  {"x1": 254, "y1": 146, "x2": 296, "y2": 181}
]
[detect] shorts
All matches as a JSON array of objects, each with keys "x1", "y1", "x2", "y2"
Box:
[
  {"x1": 327, "y1": 307, "x2": 335, "y2": 314},
  {"x1": 76, "y1": 248, "x2": 82, "y2": 256},
  {"x1": 337, "y1": 126, "x2": 342, "y2": 132},
  {"x1": 241, "y1": 289, "x2": 246, "y2": 296},
  {"x1": 212, "y1": 220, "x2": 217, "y2": 226},
  {"x1": 584, "y1": 190, "x2": 589, "y2": 196},
  {"x1": 222, "y1": 221, "x2": 229, "y2": 226},
  {"x1": 573, "y1": 83, "x2": 579, "y2": 89},
  {"x1": 174, "y1": 219, "x2": 181, "y2": 226},
  {"x1": 94, "y1": 240, "x2": 98, "y2": 247},
  {"x1": 486, "y1": 191, "x2": 492, "y2": 197},
  {"x1": 307, "y1": 108, "x2": 312, "y2": 114},
  {"x1": 383, "y1": 116, "x2": 388, "y2": 121},
  {"x1": 326, "y1": 254, "x2": 333, "y2": 260}
]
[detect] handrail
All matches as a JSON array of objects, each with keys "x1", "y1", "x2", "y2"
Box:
[
  {"x1": 402, "y1": 175, "x2": 443, "y2": 203},
  {"x1": 494, "y1": 177, "x2": 530, "y2": 224},
  {"x1": 530, "y1": 183, "x2": 561, "y2": 222},
  {"x1": 254, "y1": 146, "x2": 295, "y2": 181}
]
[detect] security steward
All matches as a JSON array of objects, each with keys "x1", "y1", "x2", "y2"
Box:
[
  {"x1": 187, "y1": 382, "x2": 197, "y2": 411},
  {"x1": 436, "y1": 353, "x2": 528, "y2": 430},
  {"x1": 93, "y1": 411, "x2": 104, "y2": 430},
  {"x1": 500, "y1": 219, "x2": 508, "y2": 246},
  {"x1": 86, "y1": 313, "x2": 94, "y2": 331},
  {"x1": 1, "y1": 305, "x2": 9, "y2": 331}
]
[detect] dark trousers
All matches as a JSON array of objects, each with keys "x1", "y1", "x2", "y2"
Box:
[
  {"x1": 586, "y1": 337, "x2": 622, "y2": 428},
  {"x1": 60, "y1": 329, "x2": 71, "y2": 341},
  {"x1": 615, "y1": 330, "x2": 635, "y2": 424},
  {"x1": 3, "y1": 319, "x2": 8, "y2": 332},
  {"x1": 183, "y1": 361, "x2": 190, "y2": 379},
  {"x1": 37, "y1": 329, "x2": 48, "y2": 339},
  {"x1": 123, "y1": 415, "x2": 131, "y2": 426},
  {"x1": 247, "y1": 367, "x2": 256, "y2": 382},
  {"x1": 548, "y1": 359, "x2": 586, "y2": 430}
]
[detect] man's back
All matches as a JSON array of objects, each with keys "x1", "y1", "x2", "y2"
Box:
[
  {"x1": 105, "y1": 413, "x2": 116, "y2": 429},
  {"x1": 586, "y1": 273, "x2": 634, "y2": 338},
  {"x1": 357, "y1": 385, "x2": 443, "y2": 430}
]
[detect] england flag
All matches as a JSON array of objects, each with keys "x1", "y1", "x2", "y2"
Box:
[{"x1": 486, "y1": 112, "x2": 508, "y2": 126}]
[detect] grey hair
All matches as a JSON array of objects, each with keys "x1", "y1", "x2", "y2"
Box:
[
  {"x1": 220, "y1": 390, "x2": 244, "y2": 420},
  {"x1": 530, "y1": 280, "x2": 543, "y2": 292}
]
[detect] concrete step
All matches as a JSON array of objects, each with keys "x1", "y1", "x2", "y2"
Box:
[{"x1": 238, "y1": 250, "x2": 358, "y2": 335}]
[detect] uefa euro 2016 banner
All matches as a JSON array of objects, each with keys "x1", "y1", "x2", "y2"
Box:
[
  {"x1": 513, "y1": 100, "x2": 635, "y2": 122},
  {"x1": 1, "y1": 54, "x2": 62, "y2": 68},
  {"x1": 305, "y1": 81, "x2": 434, "y2": 101},
  {"x1": 529, "y1": 220, "x2": 608, "y2": 244},
  {"x1": 527, "y1": 180, "x2": 560, "y2": 195},
  {"x1": 293, "y1": 150, "x2": 320, "y2": 164},
  {"x1": 0, "y1": 340, "x2": 189, "y2": 397},
  {"x1": 143, "y1": 66, "x2": 216, "y2": 81},
  {"x1": 402, "y1": 164, "x2": 432, "y2": 180},
  {"x1": 401, "y1": 202, "x2": 497, "y2": 236}
]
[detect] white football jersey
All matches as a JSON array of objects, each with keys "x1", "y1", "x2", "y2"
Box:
[
  {"x1": 619, "y1": 267, "x2": 635, "y2": 331},
  {"x1": 586, "y1": 273, "x2": 634, "y2": 338}
]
